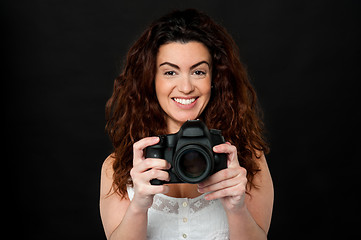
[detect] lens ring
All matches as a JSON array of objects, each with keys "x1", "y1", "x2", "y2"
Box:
[{"x1": 174, "y1": 144, "x2": 213, "y2": 183}]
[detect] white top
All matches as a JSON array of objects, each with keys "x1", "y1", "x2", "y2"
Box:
[{"x1": 127, "y1": 187, "x2": 229, "y2": 240}]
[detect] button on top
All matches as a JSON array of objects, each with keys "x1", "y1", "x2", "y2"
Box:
[
  {"x1": 183, "y1": 217, "x2": 188, "y2": 223},
  {"x1": 182, "y1": 202, "x2": 188, "y2": 207},
  {"x1": 182, "y1": 233, "x2": 187, "y2": 238}
]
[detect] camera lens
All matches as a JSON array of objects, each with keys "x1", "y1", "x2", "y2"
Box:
[
  {"x1": 174, "y1": 145, "x2": 213, "y2": 183},
  {"x1": 179, "y1": 150, "x2": 207, "y2": 178}
]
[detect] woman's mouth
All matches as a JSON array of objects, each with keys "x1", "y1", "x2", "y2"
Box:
[
  {"x1": 171, "y1": 97, "x2": 199, "y2": 109},
  {"x1": 172, "y1": 97, "x2": 198, "y2": 105}
]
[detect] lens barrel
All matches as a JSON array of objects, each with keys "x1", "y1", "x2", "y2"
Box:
[{"x1": 174, "y1": 145, "x2": 213, "y2": 183}]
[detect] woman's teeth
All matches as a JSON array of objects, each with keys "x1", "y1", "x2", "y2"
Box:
[{"x1": 173, "y1": 98, "x2": 196, "y2": 105}]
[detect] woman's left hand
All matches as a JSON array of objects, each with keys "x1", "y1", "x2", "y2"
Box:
[{"x1": 197, "y1": 142, "x2": 247, "y2": 212}]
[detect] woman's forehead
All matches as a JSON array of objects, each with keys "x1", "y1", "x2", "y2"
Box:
[{"x1": 156, "y1": 42, "x2": 211, "y2": 68}]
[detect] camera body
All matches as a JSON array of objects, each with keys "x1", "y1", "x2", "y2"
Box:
[{"x1": 145, "y1": 120, "x2": 227, "y2": 185}]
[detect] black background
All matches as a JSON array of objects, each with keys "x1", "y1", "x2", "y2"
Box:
[{"x1": 3, "y1": 0, "x2": 360, "y2": 239}]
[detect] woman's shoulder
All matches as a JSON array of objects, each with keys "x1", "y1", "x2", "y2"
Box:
[
  {"x1": 100, "y1": 153, "x2": 129, "y2": 198},
  {"x1": 102, "y1": 153, "x2": 115, "y2": 175},
  {"x1": 100, "y1": 153, "x2": 131, "y2": 238},
  {"x1": 246, "y1": 150, "x2": 274, "y2": 233},
  {"x1": 100, "y1": 153, "x2": 116, "y2": 196},
  {"x1": 104, "y1": 153, "x2": 116, "y2": 164}
]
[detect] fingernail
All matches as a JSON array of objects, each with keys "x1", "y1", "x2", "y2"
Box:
[{"x1": 197, "y1": 188, "x2": 203, "y2": 193}]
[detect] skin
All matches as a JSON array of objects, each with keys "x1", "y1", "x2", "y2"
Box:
[{"x1": 100, "y1": 42, "x2": 274, "y2": 240}]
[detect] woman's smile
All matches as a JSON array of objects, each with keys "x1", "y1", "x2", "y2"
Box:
[
  {"x1": 171, "y1": 96, "x2": 199, "y2": 109},
  {"x1": 172, "y1": 97, "x2": 198, "y2": 105}
]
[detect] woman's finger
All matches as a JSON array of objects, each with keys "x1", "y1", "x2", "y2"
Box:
[
  {"x1": 213, "y1": 143, "x2": 239, "y2": 167},
  {"x1": 198, "y1": 167, "x2": 246, "y2": 189},
  {"x1": 133, "y1": 137, "x2": 160, "y2": 164},
  {"x1": 144, "y1": 168, "x2": 170, "y2": 183},
  {"x1": 204, "y1": 183, "x2": 246, "y2": 201},
  {"x1": 132, "y1": 158, "x2": 170, "y2": 172},
  {"x1": 198, "y1": 170, "x2": 245, "y2": 193}
]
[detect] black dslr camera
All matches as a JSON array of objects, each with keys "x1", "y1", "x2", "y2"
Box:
[{"x1": 145, "y1": 120, "x2": 227, "y2": 185}]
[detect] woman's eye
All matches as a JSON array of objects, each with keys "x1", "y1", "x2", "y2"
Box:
[
  {"x1": 164, "y1": 71, "x2": 176, "y2": 76},
  {"x1": 193, "y1": 70, "x2": 206, "y2": 76}
]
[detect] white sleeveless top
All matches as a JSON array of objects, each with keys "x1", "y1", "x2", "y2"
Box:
[{"x1": 127, "y1": 187, "x2": 229, "y2": 240}]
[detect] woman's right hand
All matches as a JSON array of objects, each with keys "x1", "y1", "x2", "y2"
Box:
[{"x1": 130, "y1": 137, "x2": 170, "y2": 212}]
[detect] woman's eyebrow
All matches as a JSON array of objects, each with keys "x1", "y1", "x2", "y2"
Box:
[
  {"x1": 159, "y1": 61, "x2": 210, "y2": 69},
  {"x1": 190, "y1": 61, "x2": 210, "y2": 69},
  {"x1": 159, "y1": 62, "x2": 180, "y2": 69}
]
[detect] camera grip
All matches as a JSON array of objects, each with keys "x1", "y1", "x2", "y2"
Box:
[
  {"x1": 146, "y1": 141, "x2": 167, "y2": 185},
  {"x1": 150, "y1": 179, "x2": 164, "y2": 185},
  {"x1": 145, "y1": 147, "x2": 163, "y2": 159}
]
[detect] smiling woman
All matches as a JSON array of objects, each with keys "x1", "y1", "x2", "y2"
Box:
[{"x1": 101, "y1": 8, "x2": 273, "y2": 240}]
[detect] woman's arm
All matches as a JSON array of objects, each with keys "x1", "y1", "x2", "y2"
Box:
[
  {"x1": 226, "y1": 153, "x2": 273, "y2": 239},
  {"x1": 198, "y1": 144, "x2": 274, "y2": 239},
  {"x1": 99, "y1": 155, "x2": 147, "y2": 240},
  {"x1": 99, "y1": 137, "x2": 170, "y2": 240}
]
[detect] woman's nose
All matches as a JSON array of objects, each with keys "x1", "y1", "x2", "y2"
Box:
[{"x1": 177, "y1": 76, "x2": 195, "y2": 94}]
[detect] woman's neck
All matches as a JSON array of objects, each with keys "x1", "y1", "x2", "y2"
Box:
[{"x1": 166, "y1": 120, "x2": 183, "y2": 134}]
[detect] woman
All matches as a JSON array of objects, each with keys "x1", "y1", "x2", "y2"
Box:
[{"x1": 100, "y1": 9, "x2": 273, "y2": 240}]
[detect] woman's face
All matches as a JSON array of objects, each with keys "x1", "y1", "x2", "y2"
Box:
[{"x1": 155, "y1": 41, "x2": 212, "y2": 133}]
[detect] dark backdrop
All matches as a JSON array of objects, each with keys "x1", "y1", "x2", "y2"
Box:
[{"x1": 3, "y1": 0, "x2": 359, "y2": 239}]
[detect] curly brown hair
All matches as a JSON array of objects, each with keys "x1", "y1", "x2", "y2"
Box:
[{"x1": 105, "y1": 9, "x2": 269, "y2": 198}]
